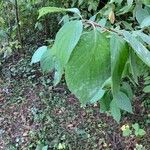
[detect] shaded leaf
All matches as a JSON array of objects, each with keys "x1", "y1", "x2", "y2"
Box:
[
  {"x1": 114, "y1": 91, "x2": 133, "y2": 113},
  {"x1": 40, "y1": 48, "x2": 55, "y2": 73},
  {"x1": 100, "y1": 91, "x2": 112, "y2": 113},
  {"x1": 110, "y1": 33, "x2": 129, "y2": 95},
  {"x1": 121, "y1": 82, "x2": 133, "y2": 100},
  {"x1": 129, "y1": 51, "x2": 138, "y2": 83}
]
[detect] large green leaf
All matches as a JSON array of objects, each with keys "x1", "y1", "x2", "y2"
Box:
[
  {"x1": 65, "y1": 30, "x2": 111, "y2": 104},
  {"x1": 38, "y1": 7, "x2": 80, "y2": 19},
  {"x1": 31, "y1": 46, "x2": 47, "y2": 64},
  {"x1": 110, "y1": 99, "x2": 121, "y2": 123},
  {"x1": 53, "y1": 20, "x2": 83, "y2": 85},
  {"x1": 123, "y1": 31, "x2": 150, "y2": 67},
  {"x1": 114, "y1": 91, "x2": 133, "y2": 113},
  {"x1": 110, "y1": 33, "x2": 129, "y2": 95}
]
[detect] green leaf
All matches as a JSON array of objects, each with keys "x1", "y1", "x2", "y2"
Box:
[
  {"x1": 110, "y1": 0, "x2": 123, "y2": 4},
  {"x1": 100, "y1": 91, "x2": 112, "y2": 113},
  {"x1": 142, "y1": 0, "x2": 150, "y2": 5},
  {"x1": 110, "y1": 33, "x2": 129, "y2": 95},
  {"x1": 132, "y1": 123, "x2": 139, "y2": 130},
  {"x1": 102, "y1": 77, "x2": 112, "y2": 89},
  {"x1": 53, "y1": 59, "x2": 63, "y2": 85},
  {"x1": 122, "y1": 128, "x2": 132, "y2": 137},
  {"x1": 141, "y1": 16, "x2": 150, "y2": 28},
  {"x1": 66, "y1": 30, "x2": 111, "y2": 104},
  {"x1": 132, "y1": 123, "x2": 146, "y2": 137},
  {"x1": 129, "y1": 51, "x2": 138, "y2": 83},
  {"x1": 38, "y1": 7, "x2": 66, "y2": 19},
  {"x1": 42, "y1": 146, "x2": 48, "y2": 150},
  {"x1": 53, "y1": 20, "x2": 83, "y2": 85},
  {"x1": 143, "y1": 85, "x2": 150, "y2": 93},
  {"x1": 67, "y1": 8, "x2": 81, "y2": 15},
  {"x1": 117, "y1": 0, "x2": 133, "y2": 15},
  {"x1": 129, "y1": 51, "x2": 149, "y2": 78},
  {"x1": 120, "y1": 82, "x2": 133, "y2": 100},
  {"x1": 40, "y1": 48, "x2": 55, "y2": 73},
  {"x1": 31, "y1": 46, "x2": 47, "y2": 64},
  {"x1": 137, "y1": 129, "x2": 146, "y2": 136},
  {"x1": 89, "y1": 89, "x2": 105, "y2": 104},
  {"x1": 135, "y1": 5, "x2": 149, "y2": 24},
  {"x1": 114, "y1": 91, "x2": 133, "y2": 113},
  {"x1": 35, "y1": 144, "x2": 48, "y2": 150},
  {"x1": 38, "y1": 7, "x2": 80, "y2": 19},
  {"x1": 110, "y1": 99, "x2": 121, "y2": 123},
  {"x1": 135, "y1": 31, "x2": 150, "y2": 45},
  {"x1": 123, "y1": 31, "x2": 150, "y2": 67}
]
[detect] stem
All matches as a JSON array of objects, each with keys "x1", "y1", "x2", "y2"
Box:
[
  {"x1": 83, "y1": 19, "x2": 123, "y2": 36},
  {"x1": 14, "y1": 0, "x2": 22, "y2": 48}
]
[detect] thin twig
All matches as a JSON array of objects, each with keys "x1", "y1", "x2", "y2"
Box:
[{"x1": 83, "y1": 19, "x2": 123, "y2": 36}]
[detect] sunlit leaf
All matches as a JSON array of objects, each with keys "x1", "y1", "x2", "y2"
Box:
[
  {"x1": 123, "y1": 31, "x2": 150, "y2": 67},
  {"x1": 31, "y1": 46, "x2": 47, "y2": 64},
  {"x1": 66, "y1": 30, "x2": 111, "y2": 104},
  {"x1": 38, "y1": 7, "x2": 80, "y2": 19},
  {"x1": 141, "y1": 16, "x2": 150, "y2": 28},
  {"x1": 143, "y1": 85, "x2": 150, "y2": 93},
  {"x1": 53, "y1": 20, "x2": 83, "y2": 85}
]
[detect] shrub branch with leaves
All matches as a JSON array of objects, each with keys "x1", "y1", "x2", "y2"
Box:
[{"x1": 31, "y1": 0, "x2": 150, "y2": 122}]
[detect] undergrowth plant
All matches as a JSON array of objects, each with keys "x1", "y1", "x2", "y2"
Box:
[{"x1": 31, "y1": 0, "x2": 150, "y2": 122}]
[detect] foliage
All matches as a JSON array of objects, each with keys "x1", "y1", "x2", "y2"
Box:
[
  {"x1": 0, "y1": 0, "x2": 66, "y2": 61},
  {"x1": 32, "y1": 0, "x2": 150, "y2": 122},
  {"x1": 1, "y1": 0, "x2": 150, "y2": 149},
  {"x1": 121, "y1": 123, "x2": 146, "y2": 137}
]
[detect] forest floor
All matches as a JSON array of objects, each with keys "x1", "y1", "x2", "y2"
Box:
[{"x1": 0, "y1": 55, "x2": 150, "y2": 150}]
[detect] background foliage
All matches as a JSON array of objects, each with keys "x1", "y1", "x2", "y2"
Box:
[{"x1": 0, "y1": 0, "x2": 150, "y2": 150}]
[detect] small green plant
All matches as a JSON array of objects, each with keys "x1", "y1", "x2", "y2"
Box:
[
  {"x1": 135, "y1": 144, "x2": 146, "y2": 150},
  {"x1": 132, "y1": 123, "x2": 146, "y2": 137},
  {"x1": 121, "y1": 123, "x2": 146, "y2": 137},
  {"x1": 121, "y1": 124, "x2": 132, "y2": 137},
  {"x1": 31, "y1": 1, "x2": 150, "y2": 122}
]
